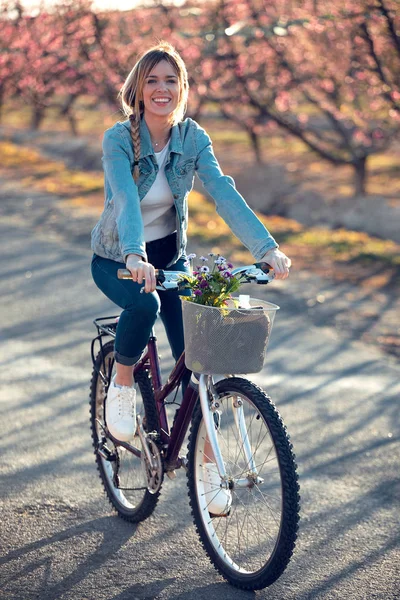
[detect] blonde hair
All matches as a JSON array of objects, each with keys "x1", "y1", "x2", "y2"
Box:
[{"x1": 119, "y1": 41, "x2": 189, "y2": 180}]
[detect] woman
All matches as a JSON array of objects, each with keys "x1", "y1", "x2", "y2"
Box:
[{"x1": 91, "y1": 41, "x2": 291, "y2": 444}]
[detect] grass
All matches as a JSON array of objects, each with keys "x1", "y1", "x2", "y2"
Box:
[
  {"x1": 187, "y1": 190, "x2": 400, "y2": 273},
  {"x1": 284, "y1": 228, "x2": 400, "y2": 266},
  {"x1": 0, "y1": 141, "x2": 103, "y2": 198}
]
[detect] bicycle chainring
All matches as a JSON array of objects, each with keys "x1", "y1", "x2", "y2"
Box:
[{"x1": 141, "y1": 438, "x2": 164, "y2": 494}]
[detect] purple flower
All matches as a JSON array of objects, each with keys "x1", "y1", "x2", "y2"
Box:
[
  {"x1": 200, "y1": 256, "x2": 208, "y2": 262},
  {"x1": 187, "y1": 253, "x2": 197, "y2": 260},
  {"x1": 200, "y1": 265, "x2": 210, "y2": 273},
  {"x1": 227, "y1": 263, "x2": 233, "y2": 269},
  {"x1": 199, "y1": 279, "x2": 209, "y2": 288},
  {"x1": 222, "y1": 270, "x2": 232, "y2": 278},
  {"x1": 194, "y1": 289, "x2": 203, "y2": 296},
  {"x1": 214, "y1": 256, "x2": 226, "y2": 265}
]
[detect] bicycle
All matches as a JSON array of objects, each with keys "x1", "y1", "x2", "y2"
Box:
[{"x1": 89, "y1": 262, "x2": 300, "y2": 590}]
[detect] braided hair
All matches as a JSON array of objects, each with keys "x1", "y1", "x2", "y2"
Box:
[{"x1": 129, "y1": 114, "x2": 141, "y2": 182}]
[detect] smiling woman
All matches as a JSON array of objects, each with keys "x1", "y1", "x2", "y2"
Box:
[{"x1": 90, "y1": 40, "x2": 291, "y2": 443}]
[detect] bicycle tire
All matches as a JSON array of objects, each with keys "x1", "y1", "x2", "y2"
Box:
[
  {"x1": 187, "y1": 377, "x2": 300, "y2": 590},
  {"x1": 90, "y1": 340, "x2": 161, "y2": 523}
]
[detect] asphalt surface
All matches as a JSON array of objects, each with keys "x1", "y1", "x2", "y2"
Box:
[{"x1": 0, "y1": 182, "x2": 399, "y2": 600}]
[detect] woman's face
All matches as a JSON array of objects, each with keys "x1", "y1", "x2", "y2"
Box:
[{"x1": 142, "y1": 60, "x2": 180, "y2": 120}]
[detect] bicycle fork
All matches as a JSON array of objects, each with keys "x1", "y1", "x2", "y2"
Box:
[{"x1": 198, "y1": 375, "x2": 263, "y2": 489}]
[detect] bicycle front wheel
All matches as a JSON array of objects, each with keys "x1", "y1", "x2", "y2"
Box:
[
  {"x1": 90, "y1": 340, "x2": 161, "y2": 523},
  {"x1": 187, "y1": 377, "x2": 300, "y2": 590}
]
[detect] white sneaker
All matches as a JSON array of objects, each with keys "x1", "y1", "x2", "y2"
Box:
[
  {"x1": 203, "y1": 463, "x2": 232, "y2": 516},
  {"x1": 105, "y1": 379, "x2": 136, "y2": 442}
]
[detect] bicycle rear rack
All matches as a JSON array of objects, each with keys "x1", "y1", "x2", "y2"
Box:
[
  {"x1": 91, "y1": 315, "x2": 119, "y2": 385},
  {"x1": 93, "y1": 315, "x2": 119, "y2": 338}
]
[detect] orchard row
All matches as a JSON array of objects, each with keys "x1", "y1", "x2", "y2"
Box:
[{"x1": 1, "y1": 0, "x2": 399, "y2": 194}]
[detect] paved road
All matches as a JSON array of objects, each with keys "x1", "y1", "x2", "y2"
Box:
[{"x1": 0, "y1": 185, "x2": 399, "y2": 600}]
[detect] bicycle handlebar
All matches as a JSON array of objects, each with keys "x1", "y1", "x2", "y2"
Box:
[{"x1": 117, "y1": 262, "x2": 274, "y2": 290}]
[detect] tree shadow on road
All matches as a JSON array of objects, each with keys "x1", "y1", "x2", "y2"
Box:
[{"x1": 0, "y1": 515, "x2": 172, "y2": 600}]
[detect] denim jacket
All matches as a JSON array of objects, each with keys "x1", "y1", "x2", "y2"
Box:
[{"x1": 91, "y1": 116, "x2": 278, "y2": 266}]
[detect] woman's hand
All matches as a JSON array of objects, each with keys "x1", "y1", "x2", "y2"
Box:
[
  {"x1": 260, "y1": 248, "x2": 291, "y2": 280},
  {"x1": 126, "y1": 254, "x2": 156, "y2": 293}
]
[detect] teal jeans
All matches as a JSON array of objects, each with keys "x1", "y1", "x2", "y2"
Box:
[{"x1": 91, "y1": 233, "x2": 190, "y2": 366}]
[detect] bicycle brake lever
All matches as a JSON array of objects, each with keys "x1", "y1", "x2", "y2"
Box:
[
  {"x1": 249, "y1": 263, "x2": 275, "y2": 284},
  {"x1": 156, "y1": 269, "x2": 165, "y2": 285},
  {"x1": 253, "y1": 262, "x2": 272, "y2": 273}
]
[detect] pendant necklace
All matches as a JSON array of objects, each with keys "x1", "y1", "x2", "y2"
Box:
[{"x1": 151, "y1": 134, "x2": 170, "y2": 149}]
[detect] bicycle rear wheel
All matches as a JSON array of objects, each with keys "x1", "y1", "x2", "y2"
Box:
[
  {"x1": 187, "y1": 377, "x2": 300, "y2": 590},
  {"x1": 90, "y1": 340, "x2": 161, "y2": 522}
]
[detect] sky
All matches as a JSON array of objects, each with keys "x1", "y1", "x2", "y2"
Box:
[{"x1": 15, "y1": 0, "x2": 186, "y2": 12}]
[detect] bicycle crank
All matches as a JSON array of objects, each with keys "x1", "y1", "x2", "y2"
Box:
[{"x1": 137, "y1": 416, "x2": 163, "y2": 494}]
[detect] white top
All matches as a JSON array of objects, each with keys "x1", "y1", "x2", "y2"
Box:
[{"x1": 141, "y1": 142, "x2": 176, "y2": 242}]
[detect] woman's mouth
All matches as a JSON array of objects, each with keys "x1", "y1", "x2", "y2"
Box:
[{"x1": 152, "y1": 97, "x2": 171, "y2": 106}]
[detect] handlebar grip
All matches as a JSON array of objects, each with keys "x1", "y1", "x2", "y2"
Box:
[
  {"x1": 117, "y1": 269, "x2": 133, "y2": 279},
  {"x1": 117, "y1": 268, "x2": 165, "y2": 284}
]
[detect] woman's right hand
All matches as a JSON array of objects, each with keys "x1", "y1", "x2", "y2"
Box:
[{"x1": 126, "y1": 254, "x2": 156, "y2": 293}]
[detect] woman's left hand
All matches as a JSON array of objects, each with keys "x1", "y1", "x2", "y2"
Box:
[{"x1": 260, "y1": 248, "x2": 291, "y2": 280}]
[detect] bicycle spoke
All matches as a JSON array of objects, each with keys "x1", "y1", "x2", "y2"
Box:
[{"x1": 233, "y1": 490, "x2": 277, "y2": 543}]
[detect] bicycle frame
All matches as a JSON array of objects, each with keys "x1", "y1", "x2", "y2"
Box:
[{"x1": 133, "y1": 334, "x2": 199, "y2": 471}]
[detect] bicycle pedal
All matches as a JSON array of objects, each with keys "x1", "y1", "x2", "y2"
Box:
[
  {"x1": 97, "y1": 442, "x2": 117, "y2": 462},
  {"x1": 166, "y1": 470, "x2": 177, "y2": 480}
]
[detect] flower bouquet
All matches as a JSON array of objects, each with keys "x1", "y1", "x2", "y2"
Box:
[
  {"x1": 179, "y1": 253, "x2": 247, "y2": 307},
  {"x1": 179, "y1": 254, "x2": 277, "y2": 374}
]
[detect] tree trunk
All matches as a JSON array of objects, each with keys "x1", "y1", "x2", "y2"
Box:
[
  {"x1": 60, "y1": 94, "x2": 78, "y2": 136},
  {"x1": 187, "y1": 98, "x2": 205, "y2": 122},
  {"x1": 30, "y1": 105, "x2": 46, "y2": 130},
  {"x1": 66, "y1": 112, "x2": 78, "y2": 136},
  {"x1": 249, "y1": 129, "x2": 263, "y2": 164},
  {"x1": 353, "y1": 156, "x2": 367, "y2": 196}
]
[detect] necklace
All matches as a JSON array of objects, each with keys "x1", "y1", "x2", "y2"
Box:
[{"x1": 150, "y1": 133, "x2": 170, "y2": 149}]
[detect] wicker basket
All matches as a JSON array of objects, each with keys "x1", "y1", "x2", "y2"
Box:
[{"x1": 181, "y1": 297, "x2": 279, "y2": 374}]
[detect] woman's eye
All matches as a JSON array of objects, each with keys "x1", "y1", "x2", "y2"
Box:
[{"x1": 146, "y1": 79, "x2": 177, "y2": 85}]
